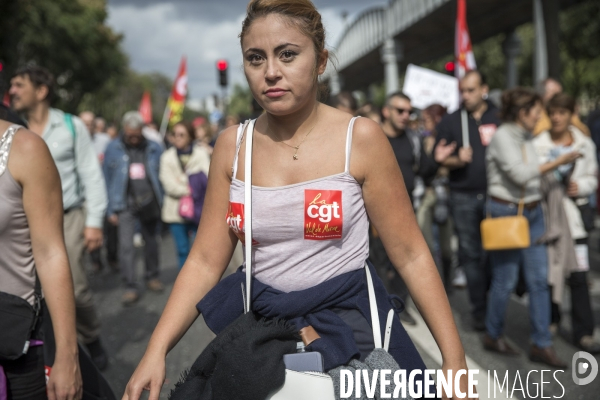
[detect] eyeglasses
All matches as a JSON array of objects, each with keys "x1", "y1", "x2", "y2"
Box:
[{"x1": 393, "y1": 107, "x2": 413, "y2": 115}]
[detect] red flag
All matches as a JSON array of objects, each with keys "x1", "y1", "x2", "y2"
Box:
[
  {"x1": 2, "y1": 92, "x2": 10, "y2": 107},
  {"x1": 139, "y1": 91, "x2": 152, "y2": 124},
  {"x1": 167, "y1": 56, "x2": 187, "y2": 126},
  {"x1": 455, "y1": 0, "x2": 476, "y2": 79}
]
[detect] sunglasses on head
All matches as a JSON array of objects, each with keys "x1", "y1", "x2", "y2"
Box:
[{"x1": 393, "y1": 107, "x2": 413, "y2": 115}]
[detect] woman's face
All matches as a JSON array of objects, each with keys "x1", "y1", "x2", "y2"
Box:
[
  {"x1": 548, "y1": 107, "x2": 572, "y2": 134},
  {"x1": 241, "y1": 14, "x2": 327, "y2": 116},
  {"x1": 195, "y1": 126, "x2": 207, "y2": 141},
  {"x1": 173, "y1": 125, "x2": 192, "y2": 150},
  {"x1": 518, "y1": 102, "x2": 543, "y2": 132},
  {"x1": 422, "y1": 112, "x2": 436, "y2": 133}
]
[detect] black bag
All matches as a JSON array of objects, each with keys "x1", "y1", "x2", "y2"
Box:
[
  {"x1": 0, "y1": 288, "x2": 41, "y2": 361},
  {"x1": 134, "y1": 192, "x2": 161, "y2": 222},
  {"x1": 575, "y1": 198, "x2": 596, "y2": 232}
]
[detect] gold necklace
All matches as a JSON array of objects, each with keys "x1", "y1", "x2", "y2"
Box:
[{"x1": 267, "y1": 116, "x2": 318, "y2": 160}]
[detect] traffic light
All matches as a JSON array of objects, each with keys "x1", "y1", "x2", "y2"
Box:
[
  {"x1": 217, "y1": 59, "x2": 228, "y2": 87},
  {"x1": 444, "y1": 61, "x2": 455, "y2": 76}
]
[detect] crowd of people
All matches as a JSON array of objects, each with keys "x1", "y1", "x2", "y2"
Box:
[
  {"x1": 332, "y1": 71, "x2": 600, "y2": 366},
  {"x1": 0, "y1": 0, "x2": 599, "y2": 396}
]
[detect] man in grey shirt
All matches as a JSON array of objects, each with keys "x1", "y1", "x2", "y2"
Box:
[{"x1": 10, "y1": 65, "x2": 109, "y2": 370}]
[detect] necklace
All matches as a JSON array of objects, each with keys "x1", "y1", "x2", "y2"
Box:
[{"x1": 267, "y1": 115, "x2": 318, "y2": 160}]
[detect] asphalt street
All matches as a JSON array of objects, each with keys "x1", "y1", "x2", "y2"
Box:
[{"x1": 87, "y1": 231, "x2": 600, "y2": 399}]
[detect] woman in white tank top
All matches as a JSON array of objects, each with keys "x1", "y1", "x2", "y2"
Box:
[{"x1": 124, "y1": 1, "x2": 474, "y2": 399}]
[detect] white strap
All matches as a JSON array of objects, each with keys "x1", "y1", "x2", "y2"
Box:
[
  {"x1": 460, "y1": 109, "x2": 470, "y2": 148},
  {"x1": 383, "y1": 309, "x2": 395, "y2": 352},
  {"x1": 244, "y1": 119, "x2": 256, "y2": 313},
  {"x1": 232, "y1": 121, "x2": 249, "y2": 179},
  {"x1": 344, "y1": 117, "x2": 359, "y2": 173},
  {"x1": 364, "y1": 263, "x2": 382, "y2": 349}
]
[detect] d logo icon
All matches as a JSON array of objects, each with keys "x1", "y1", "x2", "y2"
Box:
[{"x1": 572, "y1": 352, "x2": 598, "y2": 385}]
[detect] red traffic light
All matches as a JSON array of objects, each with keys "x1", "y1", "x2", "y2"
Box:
[
  {"x1": 444, "y1": 61, "x2": 455, "y2": 73},
  {"x1": 216, "y1": 60, "x2": 228, "y2": 71}
]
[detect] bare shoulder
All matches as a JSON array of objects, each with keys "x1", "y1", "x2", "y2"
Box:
[
  {"x1": 352, "y1": 117, "x2": 388, "y2": 148},
  {"x1": 210, "y1": 124, "x2": 242, "y2": 179},
  {"x1": 6, "y1": 126, "x2": 56, "y2": 185},
  {"x1": 10, "y1": 126, "x2": 49, "y2": 158},
  {"x1": 349, "y1": 117, "x2": 395, "y2": 184}
]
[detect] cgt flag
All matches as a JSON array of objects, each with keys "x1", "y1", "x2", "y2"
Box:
[
  {"x1": 167, "y1": 56, "x2": 188, "y2": 126},
  {"x1": 455, "y1": 0, "x2": 476, "y2": 79},
  {"x1": 139, "y1": 90, "x2": 152, "y2": 124}
]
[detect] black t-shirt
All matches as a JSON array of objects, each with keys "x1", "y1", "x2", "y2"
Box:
[
  {"x1": 388, "y1": 133, "x2": 417, "y2": 195},
  {"x1": 434, "y1": 102, "x2": 501, "y2": 193}
]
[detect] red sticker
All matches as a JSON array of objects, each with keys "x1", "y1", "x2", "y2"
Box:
[
  {"x1": 129, "y1": 163, "x2": 146, "y2": 180},
  {"x1": 479, "y1": 124, "x2": 497, "y2": 146},
  {"x1": 304, "y1": 190, "x2": 343, "y2": 240},
  {"x1": 44, "y1": 365, "x2": 51, "y2": 384},
  {"x1": 226, "y1": 202, "x2": 259, "y2": 245}
]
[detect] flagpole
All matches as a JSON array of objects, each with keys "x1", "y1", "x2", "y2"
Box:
[{"x1": 159, "y1": 102, "x2": 170, "y2": 138}]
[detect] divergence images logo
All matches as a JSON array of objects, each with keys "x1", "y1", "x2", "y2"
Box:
[{"x1": 572, "y1": 351, "x2": 598, "y2": 385}]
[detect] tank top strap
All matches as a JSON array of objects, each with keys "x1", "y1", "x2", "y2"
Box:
[
  {"x1": 232, "y1": 120, "x2": 252, "y2": 178},
  {"x1": 0, "y1": 124, "x2": 22, "y2": 177},
  {"x1": 344, "y1": 116, "x2": 360, "y2": 173}
]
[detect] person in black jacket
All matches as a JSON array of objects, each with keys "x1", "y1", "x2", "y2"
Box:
[
  {"x1": 381, "y1": 92, "x2": 438, "y2": 201},
  {"x1": 433, "y1": 70, "x2": 501, "y2": 331},
  {"x1": 371, "y1": 92, "x2": 439, "y2": 325}
]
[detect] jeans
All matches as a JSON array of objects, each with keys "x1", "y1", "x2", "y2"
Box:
[
  {"x1": 170, "y1": 222, "x2": 198, "y2": 269},
  {"x1": 485, "y1": 200, "x2": 552, "y2": 348},
  {"x1": 118, "y1": 209, "x2": 160, "y2": 291},
  {"x1": 449, "y1": 191, "x2": 489, "y2": 320}
]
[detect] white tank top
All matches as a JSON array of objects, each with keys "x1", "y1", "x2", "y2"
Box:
[{"x1": 227, "y1": 117, "x2": 369, "y2": 292}]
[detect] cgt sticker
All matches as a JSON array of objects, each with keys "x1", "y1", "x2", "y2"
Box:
[
  {"x1": 226, "y1": 202, "x2": 259, "y2": 245},
  {"x1": 479, "y1": 124, "x2": 497, "y2": 146},
  {"x1": 304, "y1": 190, "x2": 343, "y2": 240}
]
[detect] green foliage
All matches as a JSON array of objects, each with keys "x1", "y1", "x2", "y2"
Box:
[
  {"x1": 78, "y1": 69, "x2": 173, "y2": 125},
  {"x1": 559, "y1": 1, "x2": 600, "y2": 100},
  {"x1": 227, "y1": 84, "x2": 253, "y2": 118},
  {"x1": 0, "y1": 0, "x2": 127, "y2": 112}
]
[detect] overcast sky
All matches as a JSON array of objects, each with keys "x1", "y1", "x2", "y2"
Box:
[{"x1": 106, "y1": 0, "x2": 388, "y2": 100}]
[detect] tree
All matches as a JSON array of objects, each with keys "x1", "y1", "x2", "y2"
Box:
[
  {"x1": 0, "y1": 0, "x2": 127, "y2": 112},
  {"x1": 78, "y1": 70, "x2": 173, "y2": 125},
  {"x1": 227, "y1": 84, "x2": 254, "y2": 119}
]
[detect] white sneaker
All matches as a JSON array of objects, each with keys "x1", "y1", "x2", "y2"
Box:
[
  {"x1": 452, "y1": 267, "x2": 467, "y2": 288},
  {"x1": 133, "y1": 233, "x2": 144, "y2": 248}
]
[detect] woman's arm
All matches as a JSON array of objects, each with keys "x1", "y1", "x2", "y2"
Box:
[
  {"x1": 352, "y1": 118, "x2": 472, "y2": 398},
  {"x1": 9, "y1": 129, "x2": 82, "y2": 400},
  {"x1": 159, "y1": 151, "x2": 190, "y2": 198},
  {"x1": 123, "y1": 126, "x2": 240, "y2": 400}
]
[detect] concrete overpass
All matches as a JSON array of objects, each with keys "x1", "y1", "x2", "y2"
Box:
[{"x1": 324, "y1": 0, "x2": 585, "y2": 95}]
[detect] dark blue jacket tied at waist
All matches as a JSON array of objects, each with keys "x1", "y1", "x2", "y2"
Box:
[{"x1": 197, "y1": 262, "x2": 426, "y2": 374}]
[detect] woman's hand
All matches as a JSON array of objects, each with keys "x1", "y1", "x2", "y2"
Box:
[
  {"x1": 122, "y1": 351, "x2": 166, "y2": 400},
  {"x1": 556, "y1": 151, "x2": 582, "y2": 166},
  {"x1": 47, "y1": 353, "x2": 82, "y2": 400},
  {"x1": 440, "y1": 360, "x2": 478, "y2": 400}
]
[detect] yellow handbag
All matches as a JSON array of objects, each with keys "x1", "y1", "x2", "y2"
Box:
[
  {"x1": 480, "y1": 200, "x2": 530, "y2": 251},
  {"x1": 481, "y1": 144, "x2": 531, "y2": 251}
]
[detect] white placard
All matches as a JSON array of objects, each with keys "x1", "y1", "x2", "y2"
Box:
[
  {"x1": 403, "y1": 64, "x2": 460, "y2": 113},
  {"x1": 573, "y1": 244, "x2": 590, "y2": 272}
]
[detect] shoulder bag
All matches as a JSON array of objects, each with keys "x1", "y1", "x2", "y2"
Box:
[
  {"x1": 0, "y1": 278, "x2": 42, "y2": 361},
  {"x1": 242, "y1": 120, "x2": 397, "y2": 399},
  {"x1": 480, "y1": 144, "x2": 530, "y2": 251}
]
